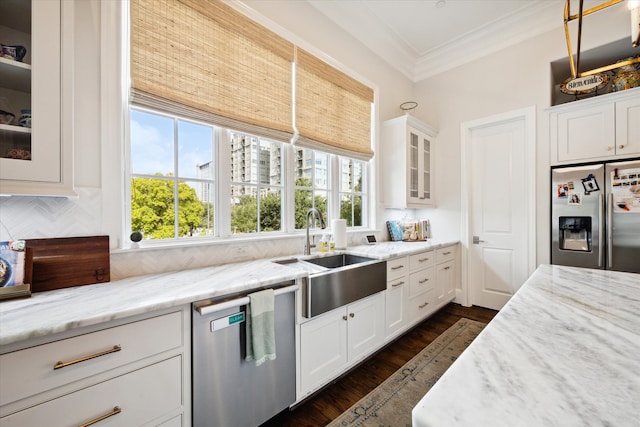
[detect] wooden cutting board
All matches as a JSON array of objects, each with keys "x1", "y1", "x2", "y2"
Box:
[{"x1": 26, "y1": 236, "x2": 110, "y2": 293}]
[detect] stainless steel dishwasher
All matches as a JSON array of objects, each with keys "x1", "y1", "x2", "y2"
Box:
[{"x1": 192, "y1": 282, "x2": 297, "y2": 427}]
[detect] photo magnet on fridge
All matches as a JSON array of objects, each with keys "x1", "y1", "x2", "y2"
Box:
[{"x1": 581, "y1": 174, "x2": 599, "y2": 194}]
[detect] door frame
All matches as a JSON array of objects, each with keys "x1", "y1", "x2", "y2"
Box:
[{"x1": 459, "y1": 106, "x2": 537, "y2": 307}]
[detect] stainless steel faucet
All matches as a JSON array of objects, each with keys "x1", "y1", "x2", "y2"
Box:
[{"x1": 304, "y1": 208, "x2": 326, "y2": 255}]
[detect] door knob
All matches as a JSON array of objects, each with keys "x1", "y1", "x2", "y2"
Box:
[{"x1": 472, "y1": 236, "x2": 485, "y2": 244}]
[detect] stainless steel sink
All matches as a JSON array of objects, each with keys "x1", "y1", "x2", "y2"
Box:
[{"x1": 275, "y1": 254, "x2": 387, "y2": 318}]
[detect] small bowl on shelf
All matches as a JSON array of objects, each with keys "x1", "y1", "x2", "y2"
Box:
[
  {"x1": 1, "y1": 44, "x2": 27, "y2": 62},
  {"x1": 0, "y1": 110, "x2": 15, "y2": 125},
  {"x1": 18, "y1": 109, "x2": 31, "y2": 128}
]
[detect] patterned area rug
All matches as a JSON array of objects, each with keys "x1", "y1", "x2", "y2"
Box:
[{"x1": 327, "y1": 318, "x2": 486, "y2": 427}]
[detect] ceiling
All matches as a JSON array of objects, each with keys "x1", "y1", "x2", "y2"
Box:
[{"x1": 307, "y1": 0, "x2": 627, "y2": 82}]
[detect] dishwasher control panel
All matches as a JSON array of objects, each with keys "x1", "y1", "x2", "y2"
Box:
[{"x1": 211, "y1": 311, "x2": 245, "y2": 331}]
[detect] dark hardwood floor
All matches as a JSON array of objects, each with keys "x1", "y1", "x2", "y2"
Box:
[{"x1": 262, "y1": 303, "x2": 498, "y2": 427}]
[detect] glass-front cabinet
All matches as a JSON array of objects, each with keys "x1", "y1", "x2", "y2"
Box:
[
  {"x1": 0, "y1": 0, "x2": 72, "y2": 196},
  {"x1": 382, "y1": 115, "x2": 438, "y2": 208}
]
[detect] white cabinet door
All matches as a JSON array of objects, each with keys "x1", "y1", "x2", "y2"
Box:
[
  {"x1": 555, "y1": 103, "x2": 615, "y2": 162},
  {"x1": 382, "y1": 115, "x2": 438, "y2": 208},
  {"x1": 615, "y1": 96, "x2": 640, "y2": 157},
  {"x1": 385, "y1": 276, "x2": 407, "y2": 339},
  {"x1": 347, "y1": 293, "x2": 384, "y2": 362},
  {"x1": 300, "y1": 307, "x2": 348, "y2": 394},
  {"x1": 0, "y1": 0, "x2": 73, "y2": 196},
  {"x1": 436, "y1": 260, "x2": 456, "y2": 305}
]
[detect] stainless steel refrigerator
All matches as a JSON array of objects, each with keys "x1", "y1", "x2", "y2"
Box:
[{"x1": 551, "y1": 158, "x2": 640, "y2": 273}]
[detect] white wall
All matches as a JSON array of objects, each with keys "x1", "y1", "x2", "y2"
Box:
[
  {"x1": 0, "y1": 0, "x2": 413, "y2": 280},
  {"x1": 409, "y1": 5, "x2": 633, "y2": 265}
]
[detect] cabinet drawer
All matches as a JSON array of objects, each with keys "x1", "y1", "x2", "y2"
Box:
[
  {"x1": 409, "y1": 267, "x2": 434, "y2": 298},
  {"x1": 408, "y1": 289, "x2": 435, "y2": 322},
  {"x1": 387, "y1": 256, "x2": 409, "y2": 280},
  {"x1": 409, "y1": 251, "x2": 435, "y2": 270},
  {"x1": 436, "y1": 246, "x2": 456, "y2": 263},
  {"x1": 0, "y1": 311, "x2": 183, "y2": 408},
  {"x1": 0, "y1": 356, "x2": 183, "y2": 427}
]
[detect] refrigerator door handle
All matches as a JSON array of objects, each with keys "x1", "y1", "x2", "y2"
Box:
[
  {"x1": 598, "y1": 193, "x2": 604, "y2": 268},
  {"x1": 607, "y1": 192, "x2": 613, "y2": 270}
]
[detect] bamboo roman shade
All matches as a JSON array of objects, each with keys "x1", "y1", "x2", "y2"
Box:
[
  {"x1": 130, "y1": 0, "x2": 294, "y2": 141},
  {"x1": 295, "y1": 48, "x2": 374, "y2": 161},
  {"x1": 130, "y1": 0, "x2": 374, "y2": 159}
]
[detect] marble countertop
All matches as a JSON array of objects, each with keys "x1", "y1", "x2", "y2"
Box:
[
  {"x1": 0, "y1": 240, "x2": 457, "y2": 349},
  {"x1": 412, "y1": 264, "x2": 640, "y2": 427}
]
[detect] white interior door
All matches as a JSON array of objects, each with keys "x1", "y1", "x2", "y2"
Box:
[{"x1": 462, "y1": 107, "x2": 535, "y2": 310}]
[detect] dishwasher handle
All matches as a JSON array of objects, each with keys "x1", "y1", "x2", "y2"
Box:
[{"x1": 195, "y1": 284, "x2": 298, "y2": 316}]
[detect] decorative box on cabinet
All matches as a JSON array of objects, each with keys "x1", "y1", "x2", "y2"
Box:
[
  {"x1": 0, "y1": 0, "x2": 74, "y2": 196},
  {"x1": 0, "y1": 307, "x2": 191, "y2": 426},
  {"x1": 381, "y1": 115, "x2": 438, "y2": 208},
  {"x1": 549, "y1": 87, "x2": 640, "y2": 165},
  {"x1": 299, "y1": 292, "x2": 384, "y2": 398}
]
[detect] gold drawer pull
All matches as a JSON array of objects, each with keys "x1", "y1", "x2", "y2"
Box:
[
  {"x1": 419, "y1": 302, "x2": 429, "y2": 309},
  {"x1": 419, "y1": 278, "x2": 429, "y2": 284},
  {"x1": 444, "y1": 266, "x2": 451, "y2": 270},
  {"x1": 442, "y1": 251, "x2": 451, "y2": 255},
  {"x1": 392, "y1": 281, "x2": 405, "y2": 287},
  {"x1": 54, "y1": 345, "x2": 122, "y2": 370},
  {"x1": 79, "y1": 406, "x2": 121, "y2": 427},
  {"x1": 418, "y1": 258, "x2": 430, "y2": 262},
  {"x1": 391, "y1": 265, "x2": 404, "y2": 270}
]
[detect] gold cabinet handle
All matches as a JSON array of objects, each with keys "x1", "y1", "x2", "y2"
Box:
[
  {"x1": 79, "y1": 406, "x2": 121, "y2": 427},
  {"x1": 444, "y1": 266, "x2": 451, "y2": 270},
  {"x1": 607, "y1": 146, "x2": 614, "y2": 151},
  {"x1": 391, "y1": 265, "x2": 404, "y2": 270},
  {"x1": 619, "y1": 144, "x2": 625, "y2": 149},
  {"x1": 391, "y1": 281, "x2": 405, "y2": 287},
  {"x1": 419, "y1": 278, "x2": 429, "y2": 284},
  {"x1": 418, "y1": 258, "x2": 430, "y2": 262},
  {"x1": 443, "y1": 251, "x2": 451, "y2": 255},
  {"x1": 419, "y1": 302, "x2": 429, "y2": 309},
  {"x1": 54, "y1": 345, "x2": 122, "y2": 370}
]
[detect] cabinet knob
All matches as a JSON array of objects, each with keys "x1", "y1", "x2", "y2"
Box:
[
  {"x1": 607, "y1": 146, "x2": 614, "y2": 151},
  {"x1": 619, "y1": 144, "x2": 625, "y2": 149},
  {"x1": 349, "y1": 312, "x2": 355, "y2": 318},
  {"x1": 342, "y1": 315, "x2": 348, "y2": 321}
]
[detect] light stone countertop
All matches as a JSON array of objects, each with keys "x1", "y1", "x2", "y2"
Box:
[
  {"x1": 0, "y1": 240, "x2": 457, "y2": 349},
  {"x1": 412, "y1": 264, "x2": 640, "y2": 427}
]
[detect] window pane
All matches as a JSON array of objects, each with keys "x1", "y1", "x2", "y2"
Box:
[
  {"x1": 231, "y1": 133, "x2": 259, "y2": 184},
  {"x1": 231, "y1": 185, "x2": 258, "y2": 234},
  {"x1": 340, "y1": 194, "x2": 352, "y2": 226},
  {"x1": 131, "y1": 177, "x2": 176, "y2": 239},
  {"x1": 130, "y1": 110, "x2": 174, "y2": 176},
  {"x1": 314, "y1": 152, "x2": 330, "y2": 189},
  {"x1": 264, "y1": 140, "x2": 282, "y2": 185},
  {"x1": 353, "y1": 194, "x2": 363, "y2": 226},
  {"x1": 294, "y1": 188, "x2": 313, "y2": 229},
  {"x1": 178, "y1": 121, "x2": 213, "y2": 179},
  {"x1": 180, "y1": 180, "x2": 214, "y2": 237},
  {"x1": 294, "y1": 148, "x2": 313, "y2": 186},
  {"x1": 260, "y1": 188, "x2": 282, "y2": 232}
]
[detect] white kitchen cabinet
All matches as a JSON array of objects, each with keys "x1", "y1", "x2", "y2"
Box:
[
  {"x1": 435, "y1": 246, "x2": 457, "y2": 306},
  {"x1": 549, "y1": 87, "x2": 640, "y2": 165},
  {"x1": 0, "y1": 306, "x2": 191, "y2": 426},
  {"x1": 0, "y1": 0, "x2": 74, "y2": 196},
  {"x1": 299, "y1": 292, "x2": 384, "y2": 397},
  {"x1": 381, "y1": 115, "x2": 438, "y2": 208},
  {"x1": 384, "y1": 256, "x2": 409, "y2": 339}
]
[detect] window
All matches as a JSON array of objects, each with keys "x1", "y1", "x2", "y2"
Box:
[
  {"x1": 294, "y1": 148, "x2": 330, "y2": 229},
  {"x1": 230, "y1": 132, "x2": 284, "y2": 234},
  {"x1": 130, "y1": 108, "x2": 215, "y2": 240},
  {"x1": 339, "y1": 157, "x2": 366, "y2": 227}
]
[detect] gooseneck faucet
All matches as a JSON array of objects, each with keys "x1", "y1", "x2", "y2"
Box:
[{"x1": 305, "y1": 208, "x2": 326, "y2": 255}]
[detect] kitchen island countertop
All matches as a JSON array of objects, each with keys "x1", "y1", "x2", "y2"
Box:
[
  {"x1": 0, "y1": 240, "x2": 457, "y2": 349},
  {"x1": 412, "y1": 264, "x2": 640, "y2": 427}
]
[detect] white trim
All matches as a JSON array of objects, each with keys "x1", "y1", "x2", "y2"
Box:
[{"x1": 460, "y1": 106, "x2": 536, "y2": 307}]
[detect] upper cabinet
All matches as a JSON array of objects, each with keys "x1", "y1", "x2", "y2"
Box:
[
  {"x1": 381, "y1": 115, "x2": 438, "y2": 208},
  {"x1": 549, "y1": 87, "x2": 640, "y2": 165},
  {"x1": 0, "y1": 0, "x2": 73, "y2": 196}
]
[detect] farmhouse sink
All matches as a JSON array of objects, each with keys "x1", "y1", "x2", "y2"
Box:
[{"x1": 274, "y1": 254, "x2": 386, "y2": 318}]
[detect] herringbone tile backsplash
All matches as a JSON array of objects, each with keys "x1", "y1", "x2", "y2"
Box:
[{"x1": 1, "y1": 188, "x2": 365, "y2": 280}]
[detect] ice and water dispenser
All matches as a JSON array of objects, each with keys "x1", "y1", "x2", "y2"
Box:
[{"x1": 559, "y1": 216, "x2": 592, "y2": 252}]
